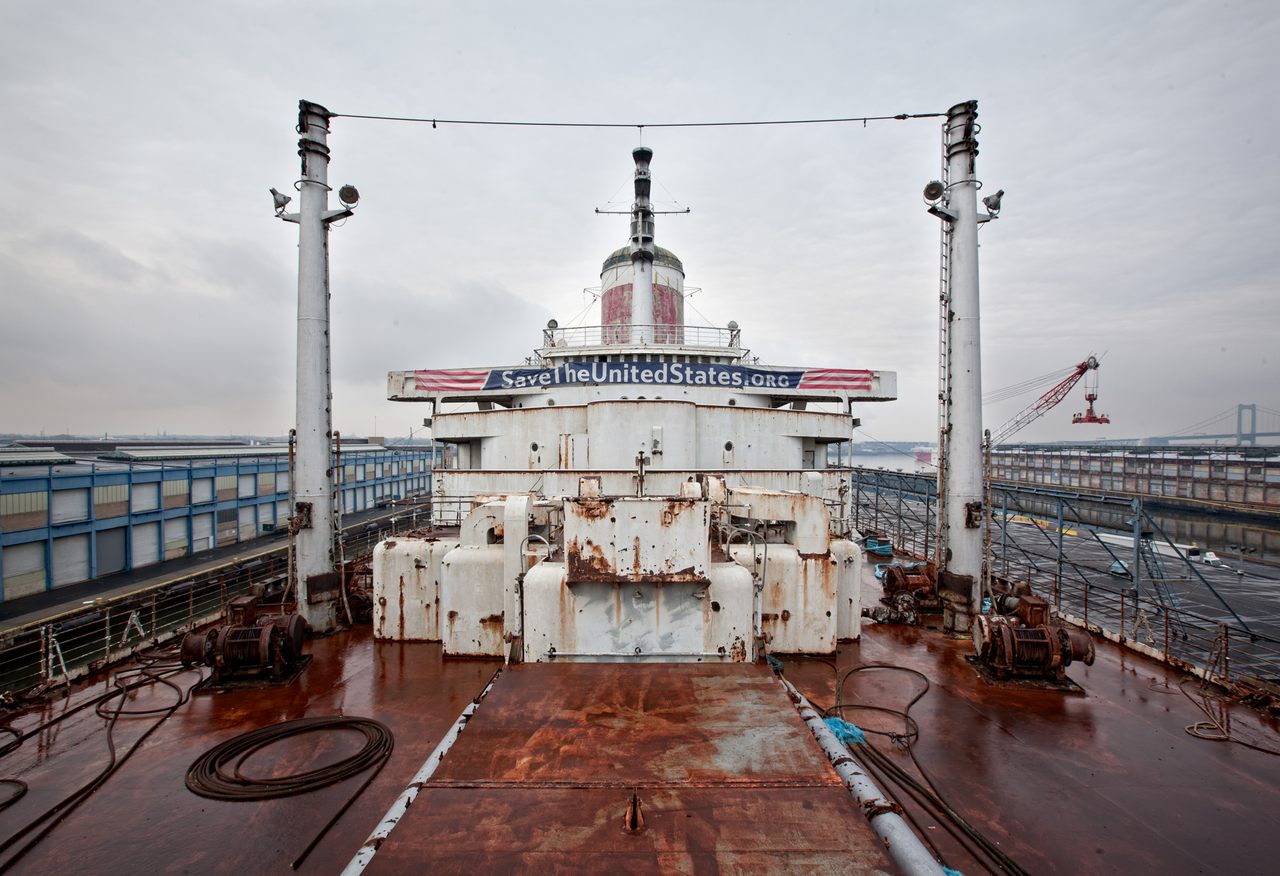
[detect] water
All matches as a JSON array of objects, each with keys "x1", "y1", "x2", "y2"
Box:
[{"x1": 847, "y1": 452, "x2": 935, "y2": 475}]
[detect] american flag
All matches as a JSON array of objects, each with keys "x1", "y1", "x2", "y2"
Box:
[
  {"x1": 413, "y1": 368, "x2": 492, "y2": 392},
  {"x1": 797, "y1": 369, "x2": 875, "y2": 390}
]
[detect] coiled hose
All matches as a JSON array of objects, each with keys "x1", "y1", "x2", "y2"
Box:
[{"x1": 185, "y1": 716, "x2": 394, "y2": 868}]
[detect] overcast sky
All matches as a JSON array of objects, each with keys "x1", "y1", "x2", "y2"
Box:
[{"x1": 1, "y1": 1, "x2": 1276, "y2": 444}]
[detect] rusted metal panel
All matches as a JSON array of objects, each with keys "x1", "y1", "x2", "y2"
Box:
[
  {"x1": 565, "y1": 497, "x2": 710, "y2": 584},
  {"x1": 730, "y1": 544, "x2": 838, "y2": 654},
  {"x1": 365, "y1": 787, "x2": 891, "y2": 875},
  {"x1": 372, "y1": 537, "x2": 456, "y2": 641},
  {"x1": 430, "y1": 663, "x2": 838, "y2": 783},
  {"x1": 522, "y1": 559, "x2": 754, "y2": 661},
  {"x1": 439, "y1": 545, "x2": 505, "y2": 656},
  {"x1": 363, "y1": 663, "x2": 892, "y2": 873}
]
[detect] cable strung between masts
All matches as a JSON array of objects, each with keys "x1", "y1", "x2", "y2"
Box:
[{"x1": 328, "y1": 111, "x2": 946, "y2": 129}]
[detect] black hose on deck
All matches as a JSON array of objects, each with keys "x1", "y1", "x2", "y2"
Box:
[{"x1": 185, "y1": 716, "x2": 394, "y2": 868}]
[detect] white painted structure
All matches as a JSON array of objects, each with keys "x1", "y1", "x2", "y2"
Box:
[
  {"x1": 278, "y1": 100, "x2": 357, "y2": 633},
  {"x1": 933, "y1": 100, "x2": 987, "y2": 634},
  {"x1": 374, "y1": 148, "x2": 898, "y2": 662}
]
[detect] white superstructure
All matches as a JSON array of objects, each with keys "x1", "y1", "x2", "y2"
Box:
[{"x1": 374, "y1": 148, "x2": 897, "y2": 662}]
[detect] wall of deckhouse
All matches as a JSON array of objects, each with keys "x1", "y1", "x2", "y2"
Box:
[{"x1": 431, "y1": 401, "x2": 850, "y2": 474}]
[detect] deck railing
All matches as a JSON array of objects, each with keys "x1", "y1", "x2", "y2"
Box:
[
  {"x1": 0, "y1": 528, "x2": 390, "y2": 696},
  {"x1": 845, "y1": 466, "x2": 1280, "y2": 685},
  {"x1": 542, "y1": 324, "x2": 740, "y2": 349}
]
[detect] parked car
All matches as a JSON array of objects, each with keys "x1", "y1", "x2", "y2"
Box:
[{"x1": 1200, "y1": 551, "x2": 1224, "y2": 567}]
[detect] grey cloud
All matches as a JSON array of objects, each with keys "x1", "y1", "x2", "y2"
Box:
[{"x1": 0, "y1": 1, "x2": 1276, "y2": 442}]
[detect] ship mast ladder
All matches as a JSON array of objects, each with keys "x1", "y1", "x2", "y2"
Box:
[{"x1": 933, "y1": 122, "x2": 953, "y2": 568}]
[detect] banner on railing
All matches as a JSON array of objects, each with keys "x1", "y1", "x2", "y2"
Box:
[{"x1": 413, "y1": 362, "x2": 874, "y2": 393}]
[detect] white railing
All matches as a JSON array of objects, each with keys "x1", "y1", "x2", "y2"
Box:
[{"x1": 542, "y1": 324, "x2": 740, "y2": 349}]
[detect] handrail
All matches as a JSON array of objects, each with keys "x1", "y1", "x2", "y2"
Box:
[
  {"x1": 541, "y1": 324, "x2": 741, "y2": 349},
  {"x1": 0, "y1": 525, "x2": 393, "y2": 695}
]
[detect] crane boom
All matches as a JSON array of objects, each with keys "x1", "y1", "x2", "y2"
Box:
[{"x1": 991, "y1": 356, "x2": 1099, "y2": 445}]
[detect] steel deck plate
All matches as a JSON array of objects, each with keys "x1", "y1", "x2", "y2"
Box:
[{"x1": 364, "y1": 662, "x2": 892, "y2": 874}]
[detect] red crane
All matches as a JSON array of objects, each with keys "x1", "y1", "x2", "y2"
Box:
[
  {"x1": 990, "y1": 356, "x2": 1109, "y2": 445},
  {"x1": 1071, "y1": 361, "x2": 1111, "y2": 425}
]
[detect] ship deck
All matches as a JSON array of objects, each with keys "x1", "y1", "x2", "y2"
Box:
[
  {"x1": 1, "y1": 610, "x2": 1279, "y2": 873},
  {"x1": 783, "y1": 625, "x2": 1280, "y2": 875}
]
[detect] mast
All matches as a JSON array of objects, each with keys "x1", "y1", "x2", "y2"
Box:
[
  {"x1": 629, "y1": 147, "x2": 656, "y2": 344},
  {"x1": 285, "y1": 100, "x2": 351, "y2": 633},
  {"x1": 936, "y1": 100, "x2": 984, "y2": 635}
]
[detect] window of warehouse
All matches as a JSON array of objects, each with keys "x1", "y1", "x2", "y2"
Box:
[
  {"x1": 192, "y1": 478, "x2": 214, "y2": 503},
  {"x1": 2, "y1": 541, "x2": 46, "y2": 600},
  {"x1": 130, "y1": 482, "x2": 160, "y2": 513},
  {"x1": 51, "y1": 490, "x2": 87, "y2": 525},
  {"x1": 93, "y1": 484, "x2": 128, "y2": 520}
]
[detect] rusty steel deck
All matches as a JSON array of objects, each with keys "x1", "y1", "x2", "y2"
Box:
[
  {"x1": 0, "y1": 632, "x2": 498, "y2": 874},
  {"x1": 784, "y1": 624, "x2": 1280, "y2": 875},
  {"x1": 1, "y1": 621, "x2": 1279, "y2": 873},
  {"x1": 363, "y1": 662, "x2": 891, "y2": 874}
]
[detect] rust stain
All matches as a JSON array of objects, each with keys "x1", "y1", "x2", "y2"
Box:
[
  {"x1": 8, "y1": 615, "x2": 1280, "y2": 874},
  {"x1": 573, "y1": 499, "x2": 612, "y2": 520},
  {"x1": 366, "y1": 662, "x2": 892, "y2": 872},
  {"x1": 398, "y1": 573, "x2": 406, "y2": 640},
  {"x1": 557, "y1": 574, "x2": 575, "y2": 650},
  {"x1": 567, "y1": 537, "x2": 704, "y2": 585}
]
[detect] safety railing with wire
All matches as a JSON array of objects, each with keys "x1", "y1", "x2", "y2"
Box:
[
  {"x1": 0, "y1": 528, "x2": 389, "y2": 697},
  {"x1": 845, "y1": 465, "x2": 1280, "y2": 684},
  {"x1": 541, "y1": 324, "x2": 741, "y2": 349}
]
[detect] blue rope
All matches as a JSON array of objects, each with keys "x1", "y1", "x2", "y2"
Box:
[
  {"x1": 942, "y1": 868, "x2": 965, "y2": 876},
  {"x1": 766, "y1": 655, "x2": 784, "y2": 672},
  {"x1": 824, "y1": 716, "x2": 867, "y2": 745}
]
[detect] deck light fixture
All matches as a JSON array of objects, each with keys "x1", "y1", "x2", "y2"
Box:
[
  {"x1": 270, "y1": 187, "x2": 291, "y2": 215},
  {"x1": 982, "y1": 189, "x2": 1004, "y2": 216}
]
